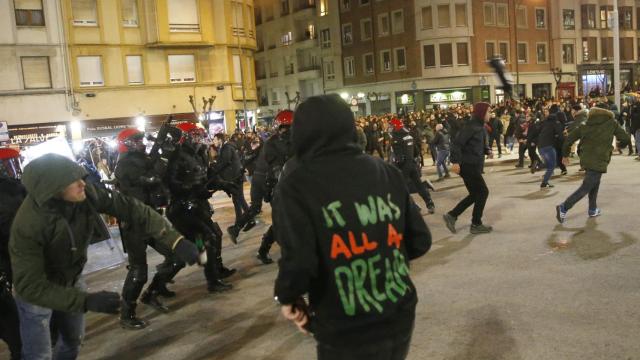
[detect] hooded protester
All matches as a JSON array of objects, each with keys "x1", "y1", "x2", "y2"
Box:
[
  {"x1": 9, "y1": 154, "x2": 199, "y2": 360},
  {"x1": 556, "y1": 104, "x2": 630, "y2": 223},
  {"x1": 443, "y1": 102, "x2": 494, "y2": 234},
  {"x1": 537, "y1": 106, "x2": 564, "y2": 188},
  {"x1": 0, "y1": 177, "x2": 26, "y2": 360},
  {"x1": 431, "y1": 123, "x2": 451, "y2": 180},
  {"x1": 273, "y1": 94, "x2": 431, "y2": 360}
]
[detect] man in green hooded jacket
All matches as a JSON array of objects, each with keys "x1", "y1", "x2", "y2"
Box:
[
  {"x1": 9, "y1": 153, "x2": 199, "y2": 360},
  {"x1": 556, "y1": 104, "x2": 630, "y2": 224}
]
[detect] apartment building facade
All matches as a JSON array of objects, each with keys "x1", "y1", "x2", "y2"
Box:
[
  {"x1": 551, "y1": 0, "x2": 640, "y2": 98},
  {"x1": 337, "y1": 0, "x2": 420, "y2": 114},
  {"x1": 254, "y1": 0, "x2": 343, "y2": 118},
  {"x1": 63, "y1": 0, "x2": 258, "y2": 136},
  {"x1": 0, "y1": 0, "x2": 74, "y2": 145}
]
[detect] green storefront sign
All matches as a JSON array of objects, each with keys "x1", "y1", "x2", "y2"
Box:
[{"x1": 428, "y1": 90, "x2": 468, "y2": 103}]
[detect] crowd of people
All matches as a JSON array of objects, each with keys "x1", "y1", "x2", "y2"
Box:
[{"x1": 0, "y1": 91, "x2": 636, "y2": 360}]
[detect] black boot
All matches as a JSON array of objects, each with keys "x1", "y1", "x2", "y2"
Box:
[
  {"x1": 140, "y1": 286, "x2": 169, "y2": 313},
  {"x1": 256, "y1": 232, "x2": 274, "y2": 265},
  {"x1": 204, "y1": 260, "x2": 232, "y2": 293},
  {"x1": 218, "y1": 263, "x2": 237, "y2": 279},
  {"x1": 242, "y1": 219, "x2": 257, "y2": 232},
  {"x1": 256, "y1": 249, "x2": 273, "y2": 264},
  {"x1": 156, "y1": 283, "x2": 176, "y2": 298},
  {"x1": 120, "y1": 302, "x2": 148, "y2": 330},
  {"x1": 227, "y1": 225, "x2": 240, "y2": 244}
]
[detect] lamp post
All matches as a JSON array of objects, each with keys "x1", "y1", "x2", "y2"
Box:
[{"x1": 612, "y1": 0, "x2": 621, "y2": 109}]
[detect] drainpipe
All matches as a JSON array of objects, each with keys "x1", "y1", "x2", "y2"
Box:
[{"x1": 56, "y1": 0, "x2": 76, "y2": 115}]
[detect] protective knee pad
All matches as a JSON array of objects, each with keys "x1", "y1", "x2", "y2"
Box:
[{"x1": 122, "y1": 265, "x2": 148, "y2": 302}]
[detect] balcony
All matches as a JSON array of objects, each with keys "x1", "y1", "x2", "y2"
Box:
[
  {"x1": 285, "y1": 64, "x2": 295, "y2": 75},
  {"x1": 269, "y1": 71, "x2": 279, "y2": 78},
  {"x1": 259, "y1": 96, "x2": 269, "y2": 106},
  {"x1": 298, "y1": 65, "x2": 320, "y2": 72}
]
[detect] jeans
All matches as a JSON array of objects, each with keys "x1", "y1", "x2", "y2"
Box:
[
  {"x1": 489, "y1": 135, "x2": 502, "y2": 155},
  {"x1": 449, "y1": 163, "x2": 489, "y2": 225},
  {"x1": 539, "y1": 146, "x2": 556, "y2": 184},
  {"x1": 317, "y1": 332, "x2": 412, "y2": 360},
  {"x1": 436, "y1": 149, "x2": 450, "y2": 178},
  {"x1": 563, "y1": 170, "x2": 602, "y2": 211},
  {"x1": 16, "y1": 280, "x2": 86, "y2": 360}
]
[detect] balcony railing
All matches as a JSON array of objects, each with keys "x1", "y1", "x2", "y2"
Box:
[
  {"x1": 169, "y1": 23, "x2": 200, "y2": 32},
  {"x1": 298, "y1": 65, "x2": 320, "y2": 72},
  {"x1": 269, "y1": 71, "x2": 279, "y2": 77},
  {"x1": 232, "y1": 27, "x2": 245, "y2": 37}
]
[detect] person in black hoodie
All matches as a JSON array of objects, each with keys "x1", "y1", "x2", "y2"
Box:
[
  {"x1": 442, "y1": 102, "x2": 493, "y2": 235},
  {"x1": 0, "y1": 176, "x2": 25, "y2": 360},
  {"x1": 537, "y1": 106, "x2": 564, "y2": 188},
  {"x1": 273, "y1": 94, "x2": 431, "y2": 360},
  {"x1": 211, "y1": 133, "x2": 249, "y2": 231}
]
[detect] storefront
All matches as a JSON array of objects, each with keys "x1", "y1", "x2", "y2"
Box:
[
  {"x1": 395, "y1": 91, "x2": 419, "y2": 114},
  {"x1": 7, "y1": 121, "x2": 70, "y2": 147},
  {"x1": 532, "y1": 83, "x2": 552, "y2": 99},
  {"x1": 80, "y1": 113, "x2": 196, "y2": 139},
  {"x1": 425, "y1": 88, "x2": 472, "y2": 109},
  {"x1": 556, "y1": 82, "x2": 576, "y2": 99},
  {"x1": 578, "y1": 65, "x2": 635, "y2": 97},
  {"x1": 369, "y1": 93, "x2": 392, "y2": 115}
]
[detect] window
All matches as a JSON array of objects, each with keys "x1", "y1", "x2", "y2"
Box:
[
  {"x1": 168, "y1": 0, "x2": 199, "y2": 32},
  {"x1": 319, "y1": 0, "x2": 328, "y2": 16},
  {"x1": 280, "y1": 0, "x2": 289, "y2": 15},
  {"x1": 320, "y1": 29, "x2": 331, "y2": 48},
  {"x1": 391, "y1": 10, "x2": 404, "y2": 34},
  {"x1": 485, "y1": 41, "x2": 495, "y2": 61},
  {"x1": 363, "y1": 53, "x2": 374, "y2": 75},
  {"x1": 601, "y1": 37, "x2": 613, "y2": 60},
  {"x1": 77, "y1": 56, "x2": 104, "y2": 87},
  {"x1": 439, "y1": 43, "x2": 452, "y2": 66},
  {"x1": 516, "y1": 6, "x2": 527, "y2": 28},
  {"x1": 324, "y1": 60, "x2": 335, "y2": 80},
  {"x1": 271, "y1": 90, "x2": 280, "y2": 105},
  {"x1": 581, "y1": 5, "x2": 596, "y2": 29},
  {"x1": 421, "y1": 6, "x2": 432, "y2": 29},
  {"x1": 281, "y1": 31, "x2": 292, "y2": 45},
  {"x1": 456, "y1": 42, "x2": 468, "y2": 65},
  {"x1": 496, "y1": 3, "x2": 508, "y2": 26},
  {"x1": 342, "y1": 23, "x2": 353, "y2": 45},
  {"x1": 499, "y1": 42, "x2": 509, "y2": 62},
  {"x1": 621, "y1": 38, "x2": 633, "y2": 61},
  {"x1": 483, "y1": 3, "x2": 495, "y2": 25},
  {"x1": 517, "y1": 42, "x2": 528, "y2": 63},
  {"x1": 380, "y1": 50, "x2": 392, "y2": 72},
  {"x1": 378, "y1": 13, "x2": 390, "y2": 36},
  {"x1": 535, "y1": 8, "x2": 545, "y2": 29},
  {"x1": 637, "y1": 8, "x2": 640, "y2": 31},
  {"x1": 562, "y1": 9, "x2": 575, "y2": 30},
  {"x1": 455, "y1": 4, "x2": 466, "y2": 27},
  {"x1": 394, "y1": 47, "x2": 406, "y2": 70},
  {"x1": 619, "y1": 7, "x2": 632, "y2": 30},
  {"x1": 126, "y1": 55, "x2": 143, "y2": 84},
  {"x1": 15, "y1": 0, "x2": 45, "y2": 26},
  {"x1": 423, "y1": 44, "x2": 435, "y2": 68},
  {"x1": 231, "y1": 2, "x2": 245, "y2": 36},
  {"x1": 344, "y1": 56, "x2": 355, "y2": 77},
  {"x1": 536, "y1": 43, "x2": 547, "y2": 63},
  {"x1": 582, "y1": 37, "x2": 597, "y2": 62},
  {"x1": 340, "y1": 0, "x2": 350, "y2": 11},
  {"x1": 232, "y1": 55, "x2": 242, "y2": 84},
  {"x1": 21, "y1": 57, "x2": 51, "y2": 89},
  {"x1": 360, "y1": 18, "x2": 372, "y2": 41},
  {"x1": 562, "y1": 44, "x2": 574, "y2": 64},
  {"x1": 437, "y1": 4, "x2": 450, "y2": 28},
  {"x1": 72, "y1": 0, "x2": 98, "y2": 26},
  {"x1": 168, "y1": 54, "x2": 196, "y2": 83},
  {"x1": 121, "y1": 0, "x2": 138, "y2": 27},
  {"x1": 600, "y1": 6, "x2": 612, "y2": 29}
]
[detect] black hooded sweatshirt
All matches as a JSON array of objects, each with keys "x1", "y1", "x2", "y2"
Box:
[{"x1": 273, "y1": 94, "x2": 431, "y2": 347}]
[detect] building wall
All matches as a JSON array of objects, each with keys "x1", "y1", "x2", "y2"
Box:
[
  {"x1": 0, "y1": 0, "x2": 72, "y2": 126},
  {"x1": 254, "y1": 0, "x2": 342, "y2": 116},
  {"x1": 63, "y1": 0, "x2": 257, "y2": 132}
]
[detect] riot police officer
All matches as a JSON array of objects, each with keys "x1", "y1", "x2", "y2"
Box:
[
  {"x1": 390, "y1": 118, "x2": 435, "y2": 214},
  {"x1": 255, "y1": 110, "x2": 294, "y2": 264},
  {"x1": 114, "y1": 128, "x2": 177, "y2": 329},
  {"x1": 165, "y1": 123, "x2": 235, "y2": 293}
]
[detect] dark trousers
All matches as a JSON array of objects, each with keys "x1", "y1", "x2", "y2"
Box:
[
  {"x1": 317, "y1": 332, "x2": 412, "y2": 360},
  {"x1": 517, "y1": 141, "x2": 527, "y2": 165},
  {"x1": 0, "y1": 291, "x2": 21, "y2": 359},
  {"x1": 401, "y1": 163, "x2": 431, "y2": 208},
  {"x1": 555, "y1": 146, "x2": 567, "y2": 172},
  {"x1": 489, "y1": 135, "x2": 502, "y2": 155},
  {"x1": 563, "y1": 170, "x2": 602, "y2": 211},
  {"x1": 234, "y1": 174, "x2": 266, "y2": 228},
  {"x1": 367, "y1": 143, "x2": 385, "y2": 158},
  {"x1": 527, "y1": 143, "x2": 540, "y2": 165},
  {"x1": 449, "y1": 163, "x2": 489, "y2": 225},
  {"x1": 230, "y1": 180, "x2": 249, "y2": 224}
]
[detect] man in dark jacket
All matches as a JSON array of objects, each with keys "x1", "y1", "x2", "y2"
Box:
[
  {"x1": 488, "y1": 113, "x2": 504, "y2": 157},
  {"x1": 630, "y1": 101, "x2": 640, "y2": 159},
  {"x1": 10, "y1": 154, "x2": 199, "y2": 360},
  {"x1": 273, "y1": 94, "x2": 431, "y2": 360},
  {"x1": 431, "y1": 123, "x2": 450, "y2": 180},
  {"x1": 537, "y1": 108, "x2": 564, "y2": 188},
  {"x1": 0, "y1": 177, "x2": 26, "y2": 360},
  {"x1": 443, "y1": 102, "x2": 493, "y2": 234},
  {"x1": 211, "y1": 132, "x2": 249, "y2": 230},
  {"x1": 556, "y1": 104, "x2": 631, "y2": 224}
]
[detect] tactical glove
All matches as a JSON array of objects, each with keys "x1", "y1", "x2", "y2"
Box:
[
  {"x1": 85, "y1": 291, "x2": 121, "y2": 314},
  {"x1": 174, "y1": 239, "x2": 200, "y2": 265}
]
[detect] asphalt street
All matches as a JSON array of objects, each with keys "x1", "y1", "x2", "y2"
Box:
[{"x1": 2, "y1": 154, "x2": 639, "y2": 360}]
